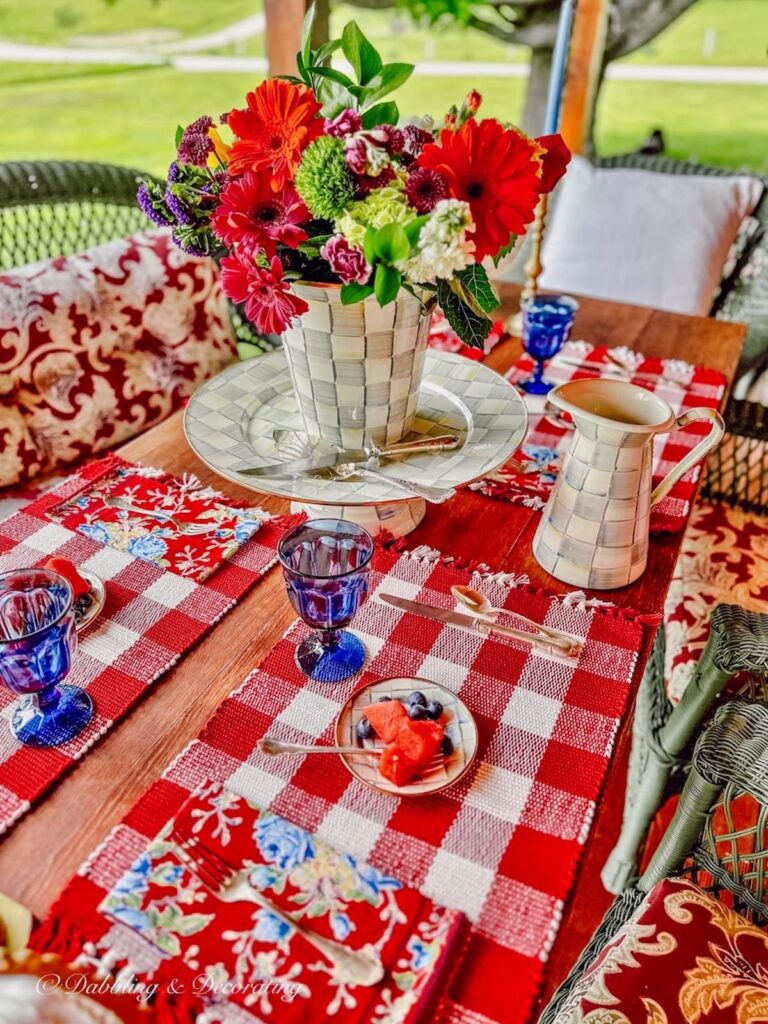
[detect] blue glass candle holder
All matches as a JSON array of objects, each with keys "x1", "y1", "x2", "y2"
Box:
[
  {"x1": 0, "y1": 568, "x2": 93, "y2": 747},
  {"x1": 278, "y1": 519, "x2": 374, "y2": 683},
  {"x1": 520, "y1": 294, "x2": 579, "y2": 395}
]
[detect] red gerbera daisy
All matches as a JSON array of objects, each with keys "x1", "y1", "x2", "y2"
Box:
[
  {"x1": 227, "y1": 79, "x2": 323, "y2": 190},
  {"x1": 536, "y1": 133, "x2": 572, "y2": 194},
  {"x1": 417, "y1": 118, "x2": 547, "y2": 260},
  {"x1": 211, "y1": 172, "x2": 309, "y2": 257},
  {"x1": 219, "y1": 252, "x2": 308, "y2": 335}
]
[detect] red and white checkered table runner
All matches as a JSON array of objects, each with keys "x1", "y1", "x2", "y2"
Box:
[
  {"x1": 0, "y1": 454, "x2": 288, "y2": 835},
  {"x1": 473, "y1": 341, "x2": 727, "y2": 533},
  {"x1": 36, "y1": 547, "x2": 648, "y2": 1024}
]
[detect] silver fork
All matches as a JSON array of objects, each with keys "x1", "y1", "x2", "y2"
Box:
[
  {"x1": 330, "y1": 464, "x2": 456, "y2": 504},
  {"x1": 102, "y1": 495, "x2": 224, "y2": 535},
  {"x1": 258, "y1": 736, "x2": 445, "y2": 771},
  {"x1": 170, "y1": 828, "x2": 385, "y2": 988}
]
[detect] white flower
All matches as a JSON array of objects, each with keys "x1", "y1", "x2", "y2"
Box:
[{"x1": 399, "y1": 199, "x2": 476, "y2": 284}]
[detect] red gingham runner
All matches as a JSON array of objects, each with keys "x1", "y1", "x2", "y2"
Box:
[
  {"x1": 472, "y1": 341, "x2": 727, "y2": 533},
  {"x1": 34, "y1": 547, "x2": 647, "y2": 1024},
  {"x1": 0, "y1": 454, "x2": 288, "y2": 836}
]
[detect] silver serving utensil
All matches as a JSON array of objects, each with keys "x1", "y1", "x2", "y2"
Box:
[
  {"x1": 451, "y1": 584, "x2": 583, "y2": 655},
  {"x1": 380, "y1": 593, "x2": 582, "y2": 658},
  {"x1": 102, "y1": 495, "x2": 225, "y2": 534},
  {"x1": 258, "y1": 736, "x2": 444, "y2": 769},
  {"x1": 170, "y1": 828, "x2": 384, "y2": 988},
  {"x1": 330, "y1": 463, "x2": 455, "y2": 503},
  {"x1": 240, "y1": 434, "x2": 461, "y2": 478},
  {"x1": 273, "y1": 429, "x2": 461, "y2": 462}
]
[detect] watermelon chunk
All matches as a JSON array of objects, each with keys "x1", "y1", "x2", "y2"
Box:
[
  {"x1": 379, "y1": 744, "x2": 419, "y2": 786},
  {"x1": 362, "y1": 700, "x2": 407, "y2": 742},
  {"x1": 395, "y1": 720, "x2": 444, "y2": 765},
  {"x1": 44, "y1": 557, "x2": 90, "y2": 599}
]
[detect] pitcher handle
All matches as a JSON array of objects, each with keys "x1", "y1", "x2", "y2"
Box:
[{"x1": 650, "y1": 407, "x2": 725, "y2": 507}]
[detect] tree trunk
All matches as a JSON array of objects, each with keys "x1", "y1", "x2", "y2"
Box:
[
  {"x1": 309, "y1": 0, "x2": 330, "y2": 51},
  {"x1": 520, "y1": 46, "x2": 553, "y2": 136}
]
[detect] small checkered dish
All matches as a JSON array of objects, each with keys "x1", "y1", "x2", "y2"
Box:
[
  {"x1": 184, "y1": 349, "x2": 527, "y2": 506},
  {"x1": 335, "y1": 676, "x2": 478, "y2": 797}
]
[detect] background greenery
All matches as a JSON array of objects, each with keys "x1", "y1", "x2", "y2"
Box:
[{"x1": 0, "y1": 0, "x2": 765, "y2": 175}]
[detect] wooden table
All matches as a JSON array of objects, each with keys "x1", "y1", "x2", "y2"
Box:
[{"x1": 0, "y1": 286, "x2": 745, "y2": 1013}]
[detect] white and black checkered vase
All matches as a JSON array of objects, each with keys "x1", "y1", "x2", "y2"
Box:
[{"x1": 283, "y1": 282, "x2": 434, "y2": 448}]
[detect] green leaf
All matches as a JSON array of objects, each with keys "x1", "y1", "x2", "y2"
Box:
[
  {"x1": 341, "y1": 281, "x2": 374, "y2": 304},
  {"x1": 436, "y1": 279, "x2": 492, "y2": 350},
  {"x1": 316, "y1": 78, "x2": 358, "y2": 118},
  {"x1": 175, "y1": 124, "x2": 183, "y2": 147},
  {"x1": 237, "y1": 340, "x2": 263, "y2": 361},
  {"x1": 361, "y1": 101, "x2": 399, "y2": 129},
  {"x1": 312, "y1": 65, "x2": 355, "y2": 88},
  {"x1": 455, "y1": 264, "x2": 498, "y2": 314},
  {"x1": 315, "y1": 39, "x2": 342, "y2": 64},
  {"x1": 373, "y1": 223, "x2": 410, "y2": 263},
  {"x1": 404, "y1": 215, "x2": 429, "y2": 248},
  {"x1": 301, "y1": 5, "x2": 315, "y2": 67},
  {"x1": 492, "y1": 234, "x2": 518, "y2": 267},
  {"x1": 362, "y1": 63, "x2": 414, "y2": 106},
  {"x1": 363, "y1": 227, "x2": 377, "y2": 265},
  {"x1": 375, "y1": 263, "x2": 401, "y2": 306},
  {"x1": 341, "y1": 21, "x2": 383, "y2": 86}
]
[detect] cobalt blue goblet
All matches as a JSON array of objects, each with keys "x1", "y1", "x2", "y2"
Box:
[
  {"x1": 278, "y1": 519, "x2": 374, "y2": 683},
  {"x1": 519, "y1": 294, "x2": 579, "y2": 395},
  {"x1": 0, "y1": 568, "x2": 93, "y2": 747}
]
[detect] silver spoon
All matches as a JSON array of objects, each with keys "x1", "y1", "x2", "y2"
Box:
[
  {"x1": 258, "y1": 737, "x2": 444, "y2": 769},
  {"x1": 272, "y1": 430, "x2": 461, "y2": 462},
  {"x1": 451, "y1": 584, "x2": 583, "y2": 655}
]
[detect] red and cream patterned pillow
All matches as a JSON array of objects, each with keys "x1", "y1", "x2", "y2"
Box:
[
  {"x1": 0, "y1": 228, "x2": 236, "y2": 488},
  {"x1": 663, "y1": 500, "x2": 768, "y2": 703},
  {"x1": 554, "y1": 877, "x2": 768, "y2": 1023}
]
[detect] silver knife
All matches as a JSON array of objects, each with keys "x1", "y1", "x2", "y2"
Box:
[
  {"x1": 239, "y1": 435, "x2": 461, "y2": 478},
  {"x1": 379, "y1": 594, "x2": 581, "y2": 657}
]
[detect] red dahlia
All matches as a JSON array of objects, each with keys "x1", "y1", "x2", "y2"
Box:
[
  {"x1": 417, "y1": 119, "x2": 567, "y2": 260},
  {"x1": 219, "y1": 252, "x2": 308, "y2": 335},
  {"x1": 211, "y1": 172, "x2": 309, "y2": 257},
  {"x1": 405, "y1": 166, "x2": 449, "y2": 213}
]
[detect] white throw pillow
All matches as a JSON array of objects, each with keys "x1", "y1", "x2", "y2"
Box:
[{"x1": 538, "y1": 156, "x2": 764, "y2": 316}]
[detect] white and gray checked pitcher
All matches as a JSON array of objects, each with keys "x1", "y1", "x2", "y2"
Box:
[{"x1": 532, "y1": 378, "x2": 724, "y2": 590}]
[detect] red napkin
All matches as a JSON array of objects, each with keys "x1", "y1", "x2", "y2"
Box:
[{"x1": 101, "y1": 783, "x2": 465, "y2": 1023}]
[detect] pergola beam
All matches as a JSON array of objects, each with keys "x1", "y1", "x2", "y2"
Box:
[{"x1": 559, "y1": 0, "x2": 610, "y2": 154}]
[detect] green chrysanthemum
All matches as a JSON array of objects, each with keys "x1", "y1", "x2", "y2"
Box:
[
  {"x1": 295, "y1": 136, "x2": 355, "y2": 221},
  {"x1": 335, "y1": 178, "x2": 411, "y2": 247}
]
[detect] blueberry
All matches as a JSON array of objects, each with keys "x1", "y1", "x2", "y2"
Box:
[
  {"x1": 441, "y1": 735, "x2": 454, "y2": 757},
  {"x1": 425, "y1": 700, "x2": 443, "y2": 720},
  {"x1": 408, "y1": 691, "x2": 427, "y2": 707},
  {"x1": 376, "y1": 695, "x2": 393, "y2": 703},
  {"x1": 356, "y1": 718, "x2": 374, "y2": 743},
  {"x1": 407, "y1": 703, "x2": 428, "y2": 720}
]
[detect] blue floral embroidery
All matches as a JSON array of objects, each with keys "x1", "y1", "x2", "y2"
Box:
[
  {"x1": 330, "y1": 913, "x2": 354, "y2": 940},
  {"x1": 408, "y1": 937, "x2": 432, "y2": 971},
  {"x1": 254, "y1": 815, "x2": 314, "y2": 870},
  {"x1": 249, "y1": 865, "x2": 281, "y2": 890},
  {"x1": 78, "y1": 522, "x2": 111, "y2": 545},
  {"x1": 342, "y1": 853, "x2": 402, "y2": 900},
  {"x1": 112, "y1": 851, "x2": 152, "y2": 898},
  {"x1": 127, "y1": 532, "x2": 170, "y2": 562},
  {"x1": 109, "y1": 904, "x2": 152, "y2": 931},
  {"x1": 253, "y1": 909, "x2": 293, "y2": 944},
  {"x1": 234, "y1": 521, "x2": 260, "y2": 544}
]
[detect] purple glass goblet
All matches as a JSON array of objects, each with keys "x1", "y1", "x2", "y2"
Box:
[
  {"x1": 519, "y1": 294, "x2": 579, "y2": 394},
  {"x1": 278, "y1": 519, "x2": 374, "y2": 683},
  {"x1": 0, "y1": 568, "x2": 93, "y2": 747}
]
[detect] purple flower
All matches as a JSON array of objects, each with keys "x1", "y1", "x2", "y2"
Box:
[
  {"x1": 402, "y1": 124, "x2": 434, "y2": 160},
  {"x1": 324, "y1": 109, "x2": 362, "y2": 139},
  {"x1": 377, "y1": 124, "x2": 404, "y2": 155},
  {"x1": 136, "y1": 182, "x2": 172, "y2": 227},
  {"x1": 165, "y1": 188, "x2": 193, "y2": 225},
  {"x1": 321, "y1": 234, "x2": 372, "y2": 285},
  {"x1": 167, "y1": 161, "x2": 181, "y2": 184},
  {"x1": 177, "y1": 115, "x2": 215, "y2": 167},
  {"x1": 172, "y1": 233, "x2": 208, "y2": 257}
]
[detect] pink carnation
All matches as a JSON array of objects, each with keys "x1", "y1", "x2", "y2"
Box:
[
  {"x1": 321, "y1": 234, "x2": 372, "y2": 285},
  {"x1": 324, "y1": 109, "x2": 363, "y2": 138}
]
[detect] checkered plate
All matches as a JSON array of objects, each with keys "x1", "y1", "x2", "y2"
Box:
[{"x1": 183, "y1": 349, "x2": 527, "y2": 505}]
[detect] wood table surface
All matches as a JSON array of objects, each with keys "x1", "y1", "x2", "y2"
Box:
[{"x1": 0, "y1": 285, "x2": 746, "y2": 1014}]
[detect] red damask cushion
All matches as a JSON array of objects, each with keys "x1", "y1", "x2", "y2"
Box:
[
  {"x1": 556, "y1": 877, "x2": 768, "y2": 1023},
  {"x1": 0, "y1": 228, "x2": 236, "y2": 487},
  {"x1": 663, "y1": 500, "x2": 768, "y2": 703}
]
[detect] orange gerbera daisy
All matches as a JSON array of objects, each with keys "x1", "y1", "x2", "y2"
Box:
[
  {"x1": 227, "y1": 80, "x2": 323, "y2": 190},
  {"x1": 417, "y1": 118, "x2": 547, "y2": 261}
]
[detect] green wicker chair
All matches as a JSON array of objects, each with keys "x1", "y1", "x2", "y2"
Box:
[
  {"x1": 540, "y1": 699, "x2": 768, "y2": 1023},
  {"x1": 0, "y1": 159, "x2": 278, "y2": 354}
]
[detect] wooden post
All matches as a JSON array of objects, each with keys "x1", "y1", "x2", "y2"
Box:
[
  {"x1": 264, "y1": 0, "x2": 305, "y2": 78},
  {"x1": 558, "y1": 0, "x2": 610, "y2": 154}
]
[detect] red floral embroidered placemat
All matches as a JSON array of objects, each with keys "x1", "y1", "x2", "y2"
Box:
[
  {"x1": 472, "y1": 341, "x2": 727, "y2": 533},
  {"x1": 0, "y1": 454, "x2": 290, "y2": 836},
  {"x1": 34, "y1": 547, "x2": 648, "y2": 1024}
]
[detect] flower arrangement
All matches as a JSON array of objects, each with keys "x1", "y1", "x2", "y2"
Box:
[{"x1": 138, "y1": 12, "x2": 570, "y2": 349}]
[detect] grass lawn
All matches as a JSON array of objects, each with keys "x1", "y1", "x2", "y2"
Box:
[{"x1": 3, "y1": 63, "x2": 766, "y2": 175}]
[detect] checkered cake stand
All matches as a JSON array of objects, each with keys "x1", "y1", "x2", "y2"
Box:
[{"x1": 184, "y1": 349, "x2": 528, "y2": 537}]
